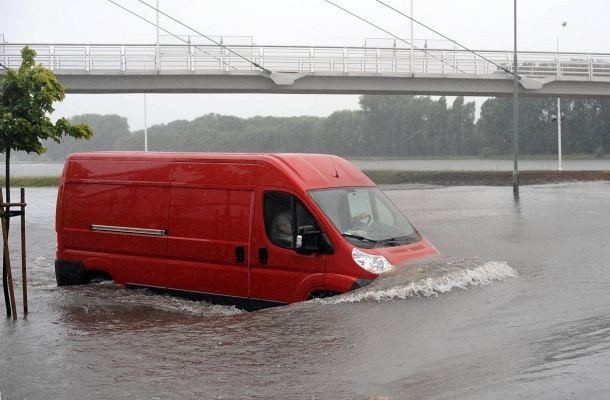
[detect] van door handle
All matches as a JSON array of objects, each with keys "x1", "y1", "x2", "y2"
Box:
[
  {"x1": 235, "y1": 245, "x2": 245, "y2": 263},
  {"x1": 258, "y1": 247, "x2": 268, "y2": 265}
]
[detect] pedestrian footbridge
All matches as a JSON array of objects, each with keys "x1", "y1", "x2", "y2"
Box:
[{"x1": 2, "y1": 43, "x2": 610, "y2": 97}]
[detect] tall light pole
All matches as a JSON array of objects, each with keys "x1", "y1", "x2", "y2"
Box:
[
  {"x1": 144, "y1": 0, "x2": 160, "y2": 152},
  {"x1": 556, "y1": 21, "x2": 567, "y2": 171},
  {"x1": 409, "y1": 0, "x2": 414, "y2": 73},
  {"x1": 143, "y1": 94, "x2": 148, "y2": 151},
  {"x1": 155, "y1": 0, "x2": 160, "y2": 72},
  {"x1": 156, "y1": 0, "x2": 160, "y2": 54},
  {"x1": 512, "y1": 0, "x2": 519, "y2": 195}
]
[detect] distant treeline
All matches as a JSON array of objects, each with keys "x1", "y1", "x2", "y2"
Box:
[{"x1": 12, "y1": 95, "x2": 610, "y2": 161}]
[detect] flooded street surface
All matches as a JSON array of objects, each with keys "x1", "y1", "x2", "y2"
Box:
[{"x1": 2, "y1": 183, "x2": 610, "y2": 399}]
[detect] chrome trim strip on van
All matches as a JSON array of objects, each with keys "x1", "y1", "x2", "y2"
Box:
[{"x1": 89, "y1": 224, "x2": 167, "y2": 236}]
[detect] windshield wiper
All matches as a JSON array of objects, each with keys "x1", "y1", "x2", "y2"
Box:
[
  {"x1": 341, "y1": 233, "x2": 380, "y2": 244},
  {"x1": 379, "y1": 235, "x2": 420, "y2": 245}
]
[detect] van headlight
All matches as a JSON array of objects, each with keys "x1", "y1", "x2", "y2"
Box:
[{"x1": 352, "y1": 248, "x2": 393, "y2": 274}]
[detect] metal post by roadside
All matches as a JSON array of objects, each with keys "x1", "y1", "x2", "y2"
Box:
[
  {"x1": 556, "y1": 21, "x2": 567, "y2": 171},
  {"x1": 155, "y1": 0, "x2": 160, "y2": 73},
  {"x1": 557, "y1": 97, "x2": 562, "y2": 171},
  {"x1": 512, "y1": 0, "x2": 520, "y2": 197},
  {"x1": 409, "y1": 0, "x2": 414, "y2": 74}
]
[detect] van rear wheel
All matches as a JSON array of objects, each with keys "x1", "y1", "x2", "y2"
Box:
[{"x1": 55, "y1": 260, "x2": 87, "y2": 286}]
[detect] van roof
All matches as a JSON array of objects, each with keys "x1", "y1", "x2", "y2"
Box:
[{"x1": 66, "y1": 152, "x2": 375, "y2": 189}]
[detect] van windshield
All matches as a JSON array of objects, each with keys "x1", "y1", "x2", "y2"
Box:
[{"x1": 309, "y1": 187, "x2": 420, "y2": 248}]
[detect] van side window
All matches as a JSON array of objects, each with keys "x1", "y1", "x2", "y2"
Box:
[{"x1": 264, "y1": 192, "x2": 319, "y2": 250}]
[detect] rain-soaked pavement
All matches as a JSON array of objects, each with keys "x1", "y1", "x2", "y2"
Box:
[{"x1": 1, "y1": 182, "x2": 610, "y2": 399}]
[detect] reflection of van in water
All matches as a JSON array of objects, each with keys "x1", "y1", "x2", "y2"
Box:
[{"x1": 55, "y1": 152, "x2": 438, "y2": 310}]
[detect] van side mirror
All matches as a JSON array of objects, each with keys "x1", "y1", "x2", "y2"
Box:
[{"x1": 296, "y1": 225, "x2": 334, "y2": 255}]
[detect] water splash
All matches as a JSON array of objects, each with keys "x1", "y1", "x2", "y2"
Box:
[
  {"x1": 115, "y1": 289, "x2": 244, "y2": 317},
  {"x1": 65, "y1": 282, "x2": 244, "y2": 317},
  {"x1": 320, "y1": 257, "x2": 517, "y2": 304},
  {"x1": 112, "y1": 285, "x2": 243, "y2": 317},
  {"x1": 34, "y1": 255, "x2": 49, "y2": 267}
]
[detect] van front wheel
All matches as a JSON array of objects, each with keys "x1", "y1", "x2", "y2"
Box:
[{"x1": 308, "y1": 290, "x2": 342, "y2": 300}]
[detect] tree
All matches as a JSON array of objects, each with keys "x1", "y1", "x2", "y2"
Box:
[
  {"x1": 44, "y1": 114, "x2": 130, "y2": 160},
  {"x1": 357, "y1": 95, "x2": 477, "y2": 157},
  {"x1": 0, "y1": 46, "x2": 92, "y2": 317},
  {"x1": 476, "y1": 97, "x2": 513, "y2": 155},
  {"x1": 448, "y1": 97, "x2": 478, "y2": 155},
  {"x1": 322, "y1": 110, "x2": 366, "y2": 156},
  {"x1": 477, "y1": 96, "x2": 610, "y2": 156},
  {"x1": 0, "y1": 46, "x2": 93, "y2": 157}
]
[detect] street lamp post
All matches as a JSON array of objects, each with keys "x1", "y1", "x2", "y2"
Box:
[
  {"x1": 409, "y1": 0, "x2": 414, "y2": 73},
  {"x1": 556, "y1": 97, "x2": 562, "y2": 170},
  {"x1": 143, "y1": 94, "x2": 148, "y2": 152},
  {"x1": 143, "y1": 0, "x2": 160, "y2": 152},
  {"x1": 512, "y1": 0, "x2": 519, "y2": 196},
  {"x1": 155, "y1": 0, "x2": 160, "y2": 72},
  {"x1": 556, "y1": 21, "x2": 567, "y2": 171}
]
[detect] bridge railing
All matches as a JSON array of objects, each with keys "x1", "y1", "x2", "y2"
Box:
[{"x1": 2, "y1": 43, "x2": 610, "y2": 79}]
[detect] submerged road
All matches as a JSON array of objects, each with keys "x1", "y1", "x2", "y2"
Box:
[{"x1": 1, "y1": 182, "x2": 610, "y2": 399}]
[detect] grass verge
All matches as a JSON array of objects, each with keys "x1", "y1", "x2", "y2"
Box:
[
  {"x1": 364, "y1": 170, "x2": 610, "y2": 186},
  {"x1": 2, "y1": 176, "x2": 61, "y2": 187}
]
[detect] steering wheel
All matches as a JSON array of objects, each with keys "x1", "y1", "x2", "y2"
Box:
[{"x1": 352, "y1": 212, "x2": 372, "y2": 226}]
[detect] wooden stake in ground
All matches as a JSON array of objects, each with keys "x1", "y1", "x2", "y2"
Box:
[
  {"x1": 21, "y1": 188, "x2": 28, "y2": 315},
  {"x1": 0, "y1": 189, "x2": 17, "y2": 320}
]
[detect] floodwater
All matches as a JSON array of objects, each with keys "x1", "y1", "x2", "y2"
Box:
[
  {"x1": 1, "y1": 183, "x2": 610, "y2": 399},
  {"x1": 2, "y1": 158, "x2": 610, "y2": 177}
]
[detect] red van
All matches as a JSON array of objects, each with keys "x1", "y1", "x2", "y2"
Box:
[{"x1": 55, "y1": 152, "x2": 437, "y2": 309}]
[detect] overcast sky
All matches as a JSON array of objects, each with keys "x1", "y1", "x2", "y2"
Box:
[{"x1": 2, "y1": 0, "x2": 607, "y2": 130}]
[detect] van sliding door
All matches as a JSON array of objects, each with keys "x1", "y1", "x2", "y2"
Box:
[
  {"x1": 61, "y1": 179, "x2": 170, "y2": 289},
  {"x1": 167, "y1": 187, "x2": 253, "y2": 300}
]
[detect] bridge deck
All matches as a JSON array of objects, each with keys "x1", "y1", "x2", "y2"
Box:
[{"x1": 2, "y1": 43, "x2": 610, "y2": 96}]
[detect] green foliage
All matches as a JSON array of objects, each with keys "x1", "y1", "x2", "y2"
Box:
[
  {"x1": 44, "y1": 114, "x2": 129, "y2": 159},
  {"x1": 322, "y1": 110, "x2": 366, "y2": 156},
  {"x1": 115, "y1": 113, "x2": 326, "y2": 154},
  {"x1": 0, "y1": 46, "x2": 92, "y2": 155},
  {"x1": 357, "y1": 95, "x2": 479, "y2": 156},
  {"x1": 14, "y1": 92, "x2": 609, "y2": 160},
  {"x1": 101, "y1": 96, "x2": 477, "y2": 159},
  {"x1": 477, "y1": 97, "x2": 610, "y2": 155}
]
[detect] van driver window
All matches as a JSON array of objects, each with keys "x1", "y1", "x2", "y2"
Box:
[{"x1": 264, "y1": 192, "x2": 319, "y2": 250}]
